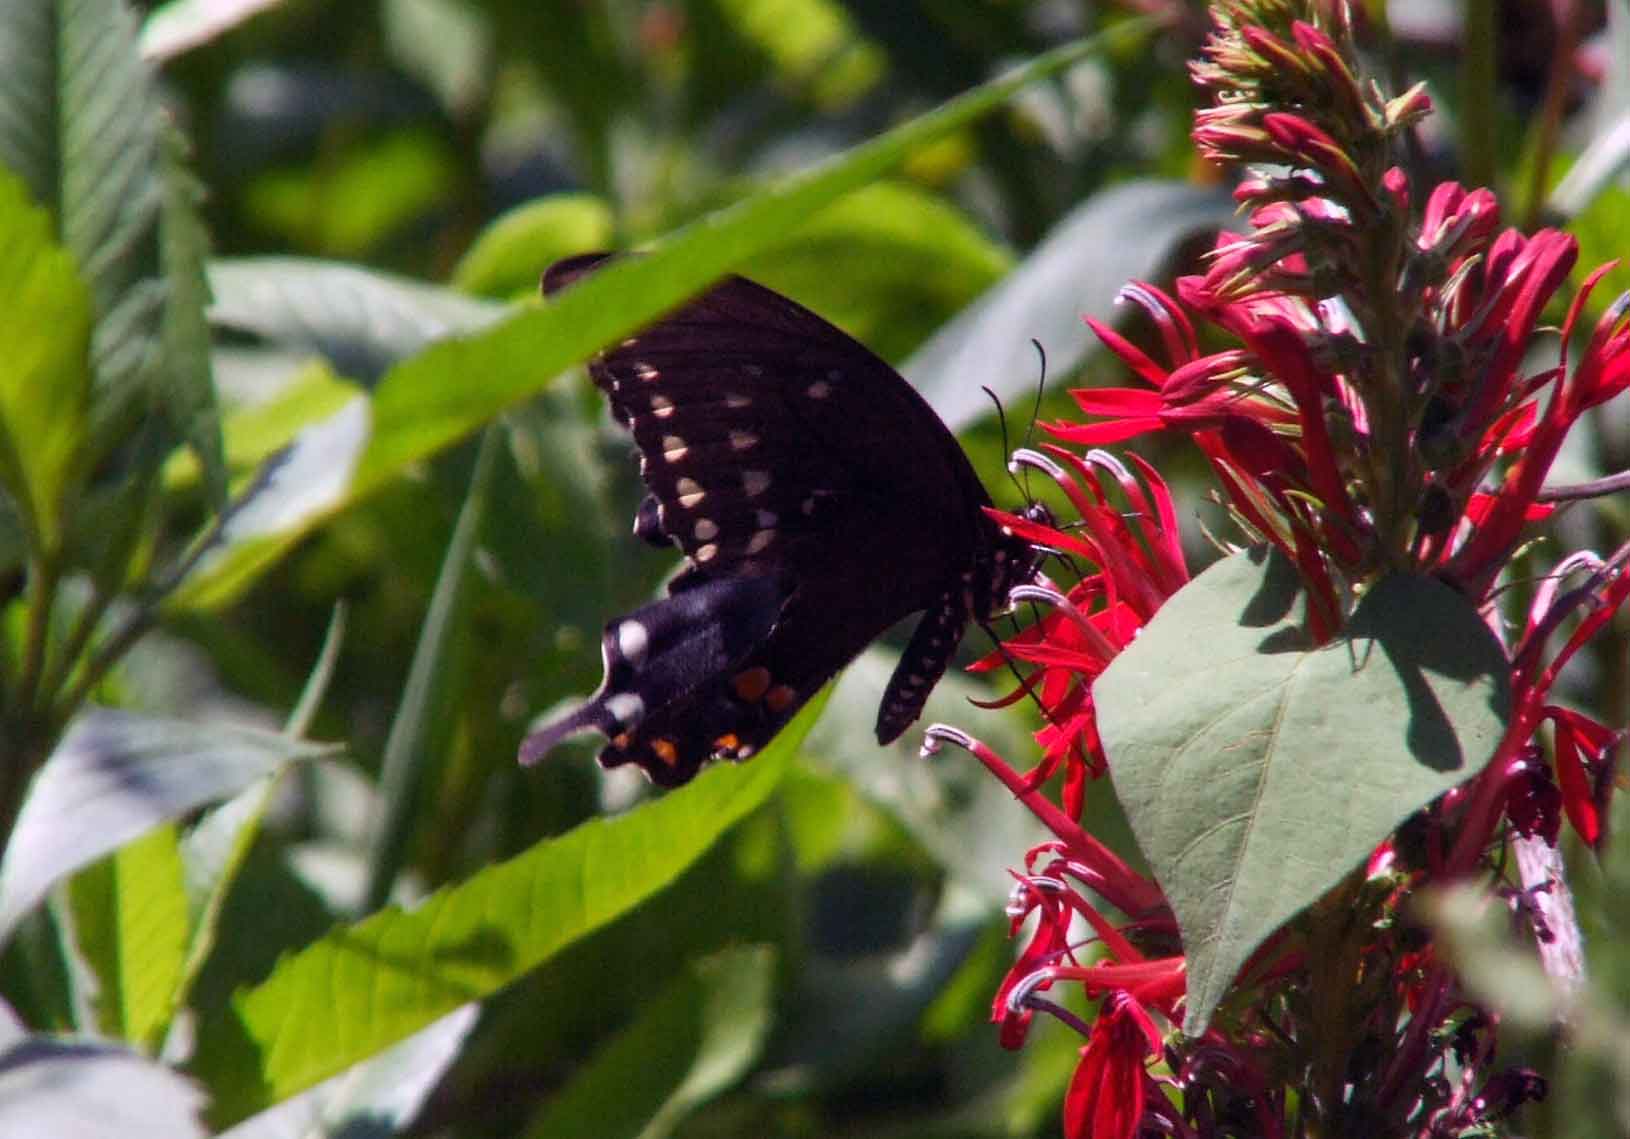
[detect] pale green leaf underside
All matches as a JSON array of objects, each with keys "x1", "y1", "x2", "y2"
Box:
[{"x1": 1096, "y1": 548, "x2": 1511, "y2": 1033}]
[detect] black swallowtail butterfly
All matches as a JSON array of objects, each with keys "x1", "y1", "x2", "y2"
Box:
[{"x1": 519, "y1": 254, "x2": 1039, "y2": 786}]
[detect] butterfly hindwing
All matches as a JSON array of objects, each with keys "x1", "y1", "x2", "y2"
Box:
[{"x1": 521, "y1": 254, "x2": 1035, "y2": 784}]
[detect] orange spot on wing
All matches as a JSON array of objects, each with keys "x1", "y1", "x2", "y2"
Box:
[
  {"x1": 765, "y1": 685, "x2": 797, "y2": 713},
  {"x1": 732, "y1": 667, "x2": 771, "y2": 702},
  {"x1": 650, "y1": 738, "x2": 679, "y2": 765}
]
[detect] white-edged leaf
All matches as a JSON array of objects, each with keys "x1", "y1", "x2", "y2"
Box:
[
  {"x1": 218, "y1": 1004, "x2": 478, "y2": 1139},
  {"x1": 0, "y1": 1035, "x2": 208, "y2": 1139},
  {"x1": 0, "y1": 708, "x2": 336, "y2": 948},
  {"x1": 208, "y1": 258, "x2": 507, "y2": 382},
  {"x1": 141, "y1": 0, "x2": 287, "y2": 62},
  {"x1": 903, "y1": 180, "x2": 1236, "y2": 431}
]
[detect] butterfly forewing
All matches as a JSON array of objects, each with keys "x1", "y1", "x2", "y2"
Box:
[{"x1": 522, "y1": 254, "x2": 1033, "y2": 785}]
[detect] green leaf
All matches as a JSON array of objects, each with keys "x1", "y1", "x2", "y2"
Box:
[
  {"x1": 58, "y1": 0, "x2": 171, "y2": 458},
  {"x1": 1095, "y1": 548, "x2": 1511, "y2": 1033},
  {"x1": 451, "y1": 194, "x2": 616, "y2": 298},
  {"x1": 188, "y1": 692, "x2": 822, "y2": 1128},
  {"x1": 67, "y1": 823, "x2": 190, "y2": 1050},
  {"x1": 216, "y1": 1004, "x2": 478, "y2": 1139},
  {"x1": 0, "y1": 166, "x2": 92, "y2": 551},
  {"x1": 157, "y1": 124, "x2": 225, "y2": 509},
  {"x1": 523, "y1": 946, "x2": 776, "y2": 1139},
  {"x1": 0, "y1": 0, "x2": 222, "y2": 513},
  {"x1": 0, "y1": 709, "x2": 336, "y2": 948}
]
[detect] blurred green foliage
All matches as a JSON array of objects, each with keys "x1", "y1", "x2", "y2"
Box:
[{"x1": 0, "y1": 1, "x2": 1625, "y2": 1136}]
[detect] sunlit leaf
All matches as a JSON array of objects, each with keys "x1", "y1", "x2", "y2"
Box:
[
  {"x1": 217, "y1": 1004, "x2": 478, "y2": 1139},
  {"x1": 189, "y1": 692, "x2": 822, "y2": 1127},
  {"x1": 0, "y1": 167, "x2": 92, "y2": 550},
  {"x1": 67, "y1": 824, "x2": 190, "y2": 1051}
]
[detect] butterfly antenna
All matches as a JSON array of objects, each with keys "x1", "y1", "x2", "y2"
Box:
[
  {"x1": 1011, "y1": 340, "x2": 1049, "y2": 503},
  {"x1": 982, "y1": 385, "x2": 1028, "y2": 505}
]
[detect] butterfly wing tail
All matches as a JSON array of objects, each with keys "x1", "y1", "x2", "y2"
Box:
[{"x1": 518, "y1": 573, "x2": 787, "y2": 769}]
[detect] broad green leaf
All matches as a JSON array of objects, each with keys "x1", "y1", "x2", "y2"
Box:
[
  {"x1": 0, "y1": 1035, "x2": 207, "y2": 1138},
  {"x1": 58, "y1": 0, "x2": 171, "y2": 457},
  {"x1": 188, "y1": 692, "x2": 822, "y2": 1128},
  {"x1": 0, "y1": 167, "x2": 91, "y2": 550},
  {"x1": 176, "y1": 26, "x2": 1148, "y2": 610},
  {"x1": 0, "y1": 709, "x2": 336, "y2": 948},
  {"x1": 0, "y1": 0, "x2": 222, "y2": 504},
  {"x1": 158, "y1": 124, "x2": 226, "y2": 508},
  {"x1": 1095, "y1": 548, "x2": 1511, "y2": 1033},
  {"x1": 524, "y1": 946, "x2": 776, "y2": 1139},
  {"x1": 218, "y1": 1004, "x2": 478, "y2": 1139},
  {"x1": 903, "y1": 180, "x2": 1237, "y2": 431},
  {"x1": 67, "y1": 824, "x2": 189, "y2": 1050},
  {"x1": 451, "y1": 194, "x2": 616, "y2": 298}
]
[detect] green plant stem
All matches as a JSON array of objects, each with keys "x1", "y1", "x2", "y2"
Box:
[
  {"x1": 14, "y1": 554, "x2": 60, "y2": 720},
  {"x1": 34, "y1": 583, "x2": 117, "y2": 721},
  {"x1": 363, "y1": 425, "x2": 500, "y2": 912},
  {"x1": 1459, "y1": 0, "x2": 1497, "y2": 193}
]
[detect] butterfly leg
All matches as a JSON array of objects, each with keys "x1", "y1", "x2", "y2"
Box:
[{"x1": 875, "y1": 592, "x2": 971, "y2": 745}]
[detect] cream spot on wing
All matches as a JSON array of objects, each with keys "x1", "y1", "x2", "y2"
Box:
[
  {"x1": 746, "y1": 529, "x2": 775, "y2": 555},
  {"x1": 801, "y1": 497, "x2": 817, "y2": 515},
  {"x1": 631, "y1": 362, "x2": 659, "y2": 381},
  {"x1": 677, "y1": 478, "x2": 705, "y2": 508},
  {"x1": 755, "y1": 510, "x2": 777, "y2": 528},
  {"x1": 729, "y1": 430, "x2": 758, "y2": 452},
  {"x1": 743, "y1": 470, "x2": 771, "y2": 497},
  {"x1": 725, "y1": 392, "x2": 752, "y2": 409},
  {"x1": 606, "y1": 692, "x2": 645, "y2": 724},
  {"x1": 651, "y1": 394, "x2": 675, "y2": 418},
  {"x1": 662, "y1": 435, "x2": 688, "y2": 462},
  {"x1": 696, "y1": 543, "x2": 719, "y2": 563},
  {"x1": 806, "y1": 380, "x2": 831, "y2": 399},
  {"x1": 693, "y1": 518, "x2": 719, "y2": 541},
  {"x1": 616, "y1": 620, "x2": 649, "y2": 665},
  {"x1": 744, "y1": 364, "x2": 764, "y2": 378}
]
